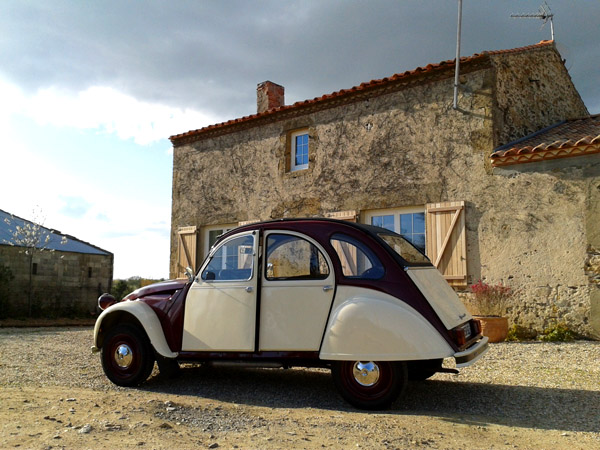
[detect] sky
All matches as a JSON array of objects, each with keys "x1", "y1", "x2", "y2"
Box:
[{"x1": 1, "y1": 0, "x2": 598, "y2": 279}]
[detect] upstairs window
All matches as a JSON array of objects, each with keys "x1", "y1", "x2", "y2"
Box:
[{"x1": 290, "y1": 130, "x2": 309, "y2": 171}]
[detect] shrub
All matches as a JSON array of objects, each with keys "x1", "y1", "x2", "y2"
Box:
[
  {"x1": 539, "y1": 322, "x2": 576, "y2": 342},
  {"x1": 506, "y1": 324, "x2": 537, "y2": 341},
  {"x1": 470, "y1": 280, "x2": 512, "y2": 317}
]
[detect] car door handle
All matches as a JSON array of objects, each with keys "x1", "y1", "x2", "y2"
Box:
[
  {"x1": 245, "y1": 286, "x2": 253, "y2": 293},
  {"x1": 323, "y1": 285, "x2": 333, "y2": 292}
]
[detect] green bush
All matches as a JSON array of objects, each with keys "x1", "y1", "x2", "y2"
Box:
[
  {"x1": 539, "y1": 322, "x2": 576, "y2": 342},
  {"x1": 506, "y1": 324, "x2": 537, "y2": 341}
]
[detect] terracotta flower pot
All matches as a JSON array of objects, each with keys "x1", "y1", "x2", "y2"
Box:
[{"x1": 474, "y1": 316, "x2": 508, "y2": 343}]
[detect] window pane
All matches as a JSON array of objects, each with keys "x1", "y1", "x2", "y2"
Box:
[
  {"x1": 411, "y1": 234, "x2": 426, "y2": 253},
  {"x1": 400, "y1": 214, "x2": 412, "y2": 235},
  {"x1": 202, "y1": 235, "x2": 254, "y2": 281},
  {"x1": 208, "y1": 229, "x2": 222, "y2": 249},
  {"x1": 378, "y1": 233, "x2": 429, "y2": 265},
  {"x1": 399, "y1": 212, "x2": 425, "y2": 253},
  {"x1": 413, "y1": 213, "x2": 425, "y2": 234},
  {"x1": 293, "y1": 133, "x2": 309, "y2": 168},
  {"x1": 266, "y1": 234, "x2": 329, "y2": 280},
  {"x1": 371, "y1": 215, "x2": 394, "y2": 232},
  {"x1": 331, "y1": 234, "x2": 384, "y2": 279}
]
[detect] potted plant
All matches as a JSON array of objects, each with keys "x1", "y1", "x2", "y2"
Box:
[{"x1": 469, "y1": 280, "x2": 512, "y2": 343}]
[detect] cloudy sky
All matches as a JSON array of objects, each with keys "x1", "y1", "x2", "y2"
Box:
[{"x1": 1, "y1": 0, "x2": 598, "y2": 279}]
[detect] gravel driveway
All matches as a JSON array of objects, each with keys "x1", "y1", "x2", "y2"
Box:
[{"x1": 0, "y1": 327, "x2": 598, "y2": 449}]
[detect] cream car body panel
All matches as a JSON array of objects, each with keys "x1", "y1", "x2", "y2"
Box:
[
  {"x1": 405, "y1": 266, "x2": 471, "y2": 329},
  {"x1": 259, "y1": 231, "x2": 335, "y2": 351},
  {"x1": 94, "y1": 301, "x2": 177, "y2": 358},
  {"x1": 320, "y1": 286, "x2": 454, "y2": 361},
  {"x1": 182, "y1": 231, "x2": 259, "y2": 351}
]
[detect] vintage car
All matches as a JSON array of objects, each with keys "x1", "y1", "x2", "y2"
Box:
[{"x1": 92, "y1": 218, "x2": 488, "y2": 409}]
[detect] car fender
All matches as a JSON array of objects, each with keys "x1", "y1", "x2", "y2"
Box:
[
  {"x1": 320, "y1": 286, "x2": 454, "y2": 361},
  {"x1": 93, "y1": 301, "x2": 178, "y2": 359}
]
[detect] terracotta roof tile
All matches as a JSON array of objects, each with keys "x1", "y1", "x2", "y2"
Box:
[
  {"x1": 171, "y1": 41, "x2": 554, "y2": 146},
  {"x1": 491, "y1": 115, "x2": 600, "y2": 166}
]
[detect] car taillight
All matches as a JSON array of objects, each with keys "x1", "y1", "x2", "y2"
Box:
[
  {"x1": 472, "y1": 318, "x2": 482, "y2": 335},
  {"x1": 451, "y1": 321, "x2": 473, "y2": 347}
]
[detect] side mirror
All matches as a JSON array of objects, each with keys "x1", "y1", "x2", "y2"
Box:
[{"x1": 184, "y1": 266, "x2": 195, "y2": 283}]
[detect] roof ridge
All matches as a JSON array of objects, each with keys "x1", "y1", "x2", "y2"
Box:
[{"x1": 171, "y1": 41, "x2": 555, "y2": 145}]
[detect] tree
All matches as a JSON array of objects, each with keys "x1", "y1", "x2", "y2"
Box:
[{"x1": 2, "y1": 208, "x2": 67, "y2": 316}]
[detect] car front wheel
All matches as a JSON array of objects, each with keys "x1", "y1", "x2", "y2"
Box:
[
  {"x1": 332, "y1": 360, "x2": 407, "y2": 410},
  {"x1": 101, "y1": 323, "x2": 154, "y2": 387}
]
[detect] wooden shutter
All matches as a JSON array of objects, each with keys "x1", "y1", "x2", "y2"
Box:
[
  {"x1": 425, "y1": 201, "x2": 467, "y2": 288},
  {"x1": 177, "y1": 226, "x2": 198, "y2": 278}
]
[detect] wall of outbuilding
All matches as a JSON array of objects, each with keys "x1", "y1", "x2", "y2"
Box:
[
  {"x1": 0, "y1": 246, "x2": 113, "y2": 317},
  {"x1": 171, "y1": 44, "x2": 597, "y2": 337}
]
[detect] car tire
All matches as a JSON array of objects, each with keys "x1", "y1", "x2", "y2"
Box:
[
  {"x1": 101, "y1": 323, "x2": 155, "y2": 387},
  {"x1": 332, "y1": 360, "x2": 407, "y2": 410},
  {"x1": 407, "y1": 358, "x2": 443, "y2": 381}
]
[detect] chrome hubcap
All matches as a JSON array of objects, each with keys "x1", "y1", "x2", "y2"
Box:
[
  {"x1": 352, "y1": 361, "x2": 380, "y2": 386},
  {"x1": 114, "y1": 344, "x2": 133, "y2": 369}
]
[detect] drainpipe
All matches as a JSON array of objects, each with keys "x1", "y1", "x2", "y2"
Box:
[{"x1": 453, "y1": 0, "x2": 463, "y2": 110}]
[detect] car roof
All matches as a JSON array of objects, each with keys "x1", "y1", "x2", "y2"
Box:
[{"x1": 223, "y1": 217, "x2": 392, "y2": 239}]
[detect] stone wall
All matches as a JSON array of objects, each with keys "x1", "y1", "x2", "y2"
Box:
[
  {"x1": 170, "y1": 44, "x2": 597, "y2": 337},
  {"x1": 490, "y1": 46, "x2": 589, "y2": 147},
  {"x1": 0, "y1": 246, "x2": 113, "y2": 317}
]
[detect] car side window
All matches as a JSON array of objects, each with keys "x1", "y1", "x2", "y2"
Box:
[
  {"x1": 201, "y1": 234, "x2": 254, "y2": 281},
  {"x1": 330, "y1": 234, "x2": 384, "y2": 279},
  {"x1": 265, "y1": 234, "x2": 329, "y2": 280}
]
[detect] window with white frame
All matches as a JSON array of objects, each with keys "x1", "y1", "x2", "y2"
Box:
[
  {"x1": 290, "y1": 130, "x2": 309, "y2": 171},
  {"x1": 364, "y1": 207, "x2": 426, "y2": 254},
  {"x1": 202, "y1": 224, "x2": 237, "y2": 259}
]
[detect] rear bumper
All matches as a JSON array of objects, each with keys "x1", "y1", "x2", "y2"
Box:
[{"x1": 454, "y1": 336, "x2": 489, "y2": 368}]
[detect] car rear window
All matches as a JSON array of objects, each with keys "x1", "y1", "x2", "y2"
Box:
[
  {"x1": 378, "y1": 233, "x2": 430, "y2": 265},
  {"x1": 330, "y1": 234, "x2": 384, "y2": 279}
]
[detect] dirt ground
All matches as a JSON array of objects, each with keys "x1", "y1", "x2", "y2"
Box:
[{"x1": 0, "y1": 328, "x2": 599, "y2": 449}]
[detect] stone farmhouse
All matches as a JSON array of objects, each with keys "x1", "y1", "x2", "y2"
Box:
[
  {"x1": 0, "y1": 209, "x2": 113, "y2": 317},
  {"x1": 169, "y1": 41, "x2": 599, "y2": 338}
]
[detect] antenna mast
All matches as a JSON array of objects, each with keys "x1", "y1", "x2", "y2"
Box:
[
  {"x1": 453, "y1": 0, "x2": 463, "y2": 110},
  {"x1": 511, "y1": 1, "x2": 555, "y2": 40}
]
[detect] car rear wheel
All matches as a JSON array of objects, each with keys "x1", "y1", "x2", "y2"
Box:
[
  {"x1": 101, "y1": 323, "x2": 154, "y2": 387},
  {"x1": 332, "y1": 360, "x2": 407, "y2": 410}
]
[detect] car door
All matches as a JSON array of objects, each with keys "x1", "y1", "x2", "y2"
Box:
[
  {"x1": 259, "y1": 231, "x2": 335, "y2": 351},
  {"x1": 182, "y1": 231, "x2": 258, "y2": 351}
]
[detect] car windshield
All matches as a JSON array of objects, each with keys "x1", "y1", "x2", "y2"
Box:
[{"x1": 378, "y1": 233, "x2": 430, "y2": 265}]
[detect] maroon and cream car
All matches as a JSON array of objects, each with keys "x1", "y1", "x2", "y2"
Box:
[{"x1": 93, "y1": 218, "x2": 488, "y2": 409}]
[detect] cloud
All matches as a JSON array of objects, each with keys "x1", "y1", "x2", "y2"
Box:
[
  {"x1": 59, "y1": 196, "x2": 91, "y2": 218},
  {"x1": 20, "y1": 84, "x2": 220, "y2": 145}
]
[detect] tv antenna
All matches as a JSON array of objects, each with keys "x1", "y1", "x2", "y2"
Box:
[{"x1": 511, "y1": 2, "x2": 555, "y2": 40}]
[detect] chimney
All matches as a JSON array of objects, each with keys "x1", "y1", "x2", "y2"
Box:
[{"x1": 257, "y1": 81, "x2": 284, "y2": 114}]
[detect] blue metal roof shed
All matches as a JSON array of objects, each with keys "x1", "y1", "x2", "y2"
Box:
[{"x1": 0, "y1": 209, "x2": 111, "y2": 256}]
